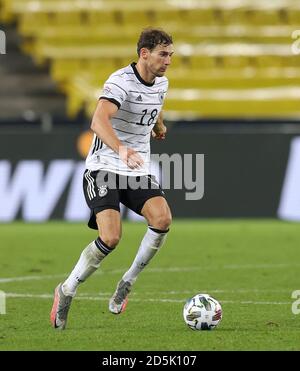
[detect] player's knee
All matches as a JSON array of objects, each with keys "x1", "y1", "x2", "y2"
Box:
[
  {"x1": 155, "y1": 212, "x2": 172, "y2": 231},
  {"x1": 100, "y1": 233, "x2": 121, "y2": 249}
]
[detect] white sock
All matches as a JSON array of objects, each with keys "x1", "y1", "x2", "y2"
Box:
[
  {"x1": 62, "y1": 237, "x2": 114, "y2": 297},
  {"x1": 122, "y1": 227, "x2": 169, "y2": 285}
]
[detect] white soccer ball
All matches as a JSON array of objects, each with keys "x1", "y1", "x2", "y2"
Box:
[{"x1": 183, "y1": 293, "x2": 222, "y2": 330}]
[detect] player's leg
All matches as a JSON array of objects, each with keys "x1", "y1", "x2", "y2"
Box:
[
  {"x1": 51, "y1": 209, "x2": 121, "y2": 329},
  {"x1": 122, "y1": 196, "x2": 171, "y2": 284},
  {"x1": 62, "y1": 209, "x2": 121, "y2": 296},
  {"x1": 109, "y1": 195, "x2": 172, "y2": 314},
  {"x1": 51, "y1": 169, "x2": 121, "y2": 329},
  {"x1": 50, "y1": 209, "x2": 121, "y2": 329},
  {"x1": 141, "y1": 195, "x2": 172, "y2": 230}
]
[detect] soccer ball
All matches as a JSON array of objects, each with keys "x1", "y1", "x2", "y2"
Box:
[{"x1": 183, "y1": 293, "x2": 222, "y2": 331}]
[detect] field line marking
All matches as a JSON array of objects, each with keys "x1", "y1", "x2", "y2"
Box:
[
  {"x1": 1, "y1": 263, "x2": 299, "y2": 283},
  {"x1": 4, "y1": 292, "x2": 291, "y2": 305},
  {"x1": 0, "y1": 274, "x2": 66, "y2": 283}
]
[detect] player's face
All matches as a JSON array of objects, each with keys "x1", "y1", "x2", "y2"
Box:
[{"x1": 147, "y1": 44, "x2": 174, "y2": 77}]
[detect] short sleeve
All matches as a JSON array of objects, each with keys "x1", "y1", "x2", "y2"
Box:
[{"x1": 99, "y1": 75, "x2": 128, "y2": 109}]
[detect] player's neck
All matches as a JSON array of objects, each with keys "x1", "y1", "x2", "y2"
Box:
[{"x1": 135, "y1": 61, "x2": 155, "y2": 85}]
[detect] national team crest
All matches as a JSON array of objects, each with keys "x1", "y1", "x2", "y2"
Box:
[
  {"x1": 158, "y1": 90, "x2": 164, "y2": 104},
  {"x1": 98, "y1": 185, "x2": 108, "y2": 197}
]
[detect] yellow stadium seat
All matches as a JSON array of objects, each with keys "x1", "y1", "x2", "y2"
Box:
[
  {"x1": 18, "y1": 12, "x2": 49, "y2": 36},
  {"x1": 3, "y1": 0, "x2": 300, "y2": 119},
  {"x1": 287, "y1": 8, "x2": 300, "y2": 25},
  {"x1": 0, "y1": 0, "x2": 14, "y2": 22},
  {"x1": 86, "y1": 10, "x2": 119, "y2": 25}
]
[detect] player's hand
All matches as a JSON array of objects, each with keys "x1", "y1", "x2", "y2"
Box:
[
  {"x1": 119, "y1": 146, "x2": 144, "y2": 169},
  {"x1": 152, "y1": 123, "x2": 167, "y2": 140}
]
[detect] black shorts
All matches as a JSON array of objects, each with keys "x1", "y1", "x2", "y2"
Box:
[{"x1": 83, "y1": 169, "x2": 166, "y2": 229}]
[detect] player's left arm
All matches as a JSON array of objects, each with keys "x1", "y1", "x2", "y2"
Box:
[{"x1": 152, "y1": 111, "x2": 167, "y2": 140}]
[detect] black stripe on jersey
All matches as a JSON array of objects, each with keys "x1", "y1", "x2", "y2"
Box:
[
  {"x1": 103, "y1": 150, "x2": 148, "y2": 162},
  {"x1": 125, "y1": 79, "x2": 142, "y2": 84},
  {"x1": 91, "y1": 138, "x2": 96, "y2": 154},
  {"x1": 97, "y1": 138, "x2": 103, "y2": 151},
  {"x1": 129, "y1": 90, "x2": 167, "y2": 95},
  {"x1": 112, "y1": 117, "x2": 132, "y2": 124},
  {"x1": 106, "y1": 82, "x2": 128, "y2": 96},
  {"x1": 96, "y1": 138, "x2": 100, "y2": 152},
  {"x1": 113, "y1": 72, "x2": 135, "y2": 77},
  {"x1": 155, "y1": 81, "x2": 168, "y2": 86},
  {"x1": 119, "y1": 108, "x2": 144, "y2": 116},
  {"x1": 123, "y1": 139, "x2": 149, "y2": 145},
  {"x1": 99, "y1": 97, "x2": 121, "y2": 109},
  {"x1": 92, "y1": 137, "x2": 103, "y2": 154},
  {"x1": 113, "y1": 116, "x2": 155, "y2": 127},
  {"x1": 123, "y1": 79, "x2": 167, "y2": 87},
  {"x1": 121, "y1": 147, "x2": 149, "y2": 154},
  {"x1": 97, "y1": 167, "x2": 143, "y2": 174},
  {"x1": 114, "y1": 127, "x2": 151, "y2": 136},
  {"x1": 101, "y1": 154, "x2": 121, "y2": 161},
  {"x1": 91, "y1": 137, "x2": 98, "y2": 155},
  {"x1": 125, "y1": 100, "x2": 162, "y2": 106}
]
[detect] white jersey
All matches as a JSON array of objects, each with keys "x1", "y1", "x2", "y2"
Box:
[{"x1": 86, "y1": 63, "x2": 168, "y2": 176}]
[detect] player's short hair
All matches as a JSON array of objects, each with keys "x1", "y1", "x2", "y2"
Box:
[{"x1": 137, "y1": 28, "x2": 173, "y2": 56}]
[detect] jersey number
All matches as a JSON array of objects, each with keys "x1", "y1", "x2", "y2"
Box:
[{"x1": 138, "y1": 109, "x2": 158, "y2": 126}]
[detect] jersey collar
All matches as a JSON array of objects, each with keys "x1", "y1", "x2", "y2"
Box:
[{"x1": 131, "y1": 62, "x2": 155, "y2": 87}]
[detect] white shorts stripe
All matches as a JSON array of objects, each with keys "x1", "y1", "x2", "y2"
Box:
[
  {"x1": 88, "y1": 170, "x2": 96, "y2": 199},
  {"x1": 84, "y1": 171, "x2": 92, "y2": 200},
  {"x1": 85, "y1": 170, "x2": 96, "y2": 200}
]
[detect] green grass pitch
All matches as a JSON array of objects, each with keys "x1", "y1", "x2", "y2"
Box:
[{"x1": 0, "y1": 220, "x2": 299, "y2": 351}]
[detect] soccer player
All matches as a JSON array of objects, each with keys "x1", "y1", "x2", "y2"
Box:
[{"x1": 50, "y1": 28, "x2": 174, "y2": 330}]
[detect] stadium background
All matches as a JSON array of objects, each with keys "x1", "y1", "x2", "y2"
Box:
[
  {"x1": 1, "y1": 0, "x2": 300, "y2": 352},
  {"x1": 1, "y1": 0, "x2": 300, "y2": 223}
]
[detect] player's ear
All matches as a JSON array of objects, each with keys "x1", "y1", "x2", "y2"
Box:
[{"x1": 140, "y1": 47, "x2": 150, "y2": 60}]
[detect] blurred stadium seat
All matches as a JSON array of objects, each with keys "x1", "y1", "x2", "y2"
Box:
[{"x1": 1, "y1": 0, "x2": 300, "y2": 119}]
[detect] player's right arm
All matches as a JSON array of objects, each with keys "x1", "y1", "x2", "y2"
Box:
[
  {"x1": 90, "y1": 99, "x2": 143, "y2": 169},
  {"x1": 152, "y1": 111, "x2": 167, "y2": 140}
]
